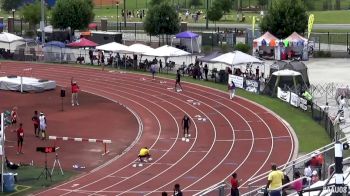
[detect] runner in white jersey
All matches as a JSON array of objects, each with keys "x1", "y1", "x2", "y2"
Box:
[{"x1": 39, "y1": 112, "x2": 47, "y2": 140}]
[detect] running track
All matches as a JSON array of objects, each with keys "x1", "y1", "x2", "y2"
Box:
[{"x1": 1, "y1": 62, "x2": 297, "y2": 195}]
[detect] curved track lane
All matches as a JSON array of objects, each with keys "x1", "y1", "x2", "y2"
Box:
[{"x1": 1, "y1": 63, "x2": 296, "y2": 195}]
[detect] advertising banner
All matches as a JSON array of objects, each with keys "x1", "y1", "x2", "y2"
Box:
[
  {"x1": 228, "y1": 74, "x2": 243, "y2": 89},
  {"x1": 245, "y1": 79, "x2": 259, "y2": 93},
  {"x1": 290, "y1": 92, "x2": 300, "y2": 107},
  {"x1": 277, "y1": 87, "x2": 291, "y2": 103}
]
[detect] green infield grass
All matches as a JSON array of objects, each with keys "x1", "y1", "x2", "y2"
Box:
[{"x1": 0, "y1": 166, "x2": 77, "y2": 195}]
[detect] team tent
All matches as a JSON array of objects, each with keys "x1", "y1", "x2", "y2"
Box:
[
  {"x1": 197, "y1": 51, "x2": 223, "y2": 63},
  {"x1": 210, "y1": 51, "x2": 263, "y2": 66},
  {"x1": 123, "y1": 43, "x2": 155, "y2": 54},
  {"x1": 283, "y1": 32, "x2": 309, "y2": 60},
  {"x1": 0, "y1": 32, "x2": 25, "y2": 50},
  {"x1": 43, "y1": 41, "x2": 75, "y2": 63},
  {"x1": 144, "y1": 45, "x2": 190, "y2": 72},
  {"x1": 269, "y1": 60, "x2": 310, "y2": 87},
  {"x1": 96, "y1": 42, "x2": 128, "y2": 52},
  {"x1": 174, "y1": 31, "x2": 201, "y2": 53},
  {"x1": 263, "y1": 69, "x2": 308, "y2": 96},
  {"x1": 253, "y1": 31, "x2": 279, "y2": 60},
  {"x1": 66, "y1": 38, "x2": 98, "y2": 48}
]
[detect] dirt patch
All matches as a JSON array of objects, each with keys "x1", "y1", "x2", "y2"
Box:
[{"x1": 0, "y1": 88, "x2": 139, "y2": 172}]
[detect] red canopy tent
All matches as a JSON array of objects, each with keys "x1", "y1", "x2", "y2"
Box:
[{"x1": 66, "y1": 38, "x2": 97, "y2": 47}]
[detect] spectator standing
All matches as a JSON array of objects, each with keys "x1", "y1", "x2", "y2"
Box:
[
  {"x1": 173, "y1": 184, "x2": 183, "y2": 196},
  {"x1": 204, "y1": 64, "x2": 209, "y2": 80},
  {"x1": 303, "y1": 162, "x2": 312, "y2": 186},
  {"x1": 266, "y1": 164, "x2": 284, "y2": 196},
  {"x1": 159, "y1": 59, "x2": 163, "y2": 73},
  {"x1": 228, "y1": 81, "x2": 236, "y2": 100},
  {"x1": 101, "y1": 51, "x2": 105, "y2": 70},
  {"x1": 230, "y1": 173, "x2": 239, "y2": 196},
  {"x1": 89, "y1": 49, "x2": 94, "y2": 65},
  {"x1": 150, "y1": 63, "x2": 156, "y2": 80},
  {"x1": 16, "y1": 123, "x2": 24, "y2": 154},
  {"x1": 71, "y1": 77, "x2": 80, "y2": 106},
  {"x1": 32, "y1": 110, "x2": 40, "y2": 137},
  {"x1": 39, "y1": 112, "x2": 47, "y2": 140}
]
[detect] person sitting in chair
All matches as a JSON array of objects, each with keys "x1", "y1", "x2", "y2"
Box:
[{"x1": 138, "y1": 147, "x2": 152, "y2": 162}]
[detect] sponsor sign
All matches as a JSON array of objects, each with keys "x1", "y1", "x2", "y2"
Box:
[
  {"x1": 228, "y1": 74, "x2": 243, "y2": 89},
  {"x1": 277, "y1": 87, "x2": 291, "y2": 103}
]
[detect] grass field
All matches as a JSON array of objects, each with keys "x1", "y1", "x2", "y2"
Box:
[
  {"x1": 0, "y1": 166, "x2": 77, "y2": 195},
  {"x1": 92, "y1": 8, "x2": 350, "y2": 25},
  {"x1": 93, "y1": 0, "x2": 350, "y2": 11}
]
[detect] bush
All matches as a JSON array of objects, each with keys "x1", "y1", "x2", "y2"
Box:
[
  {"x1": 202, "y1": 46, "x2": 212, "y2": 54},
  {"x1": 220, "y1": 43, "x2": 231, "y2": 53},
  {"x1": 234, "y1": 43, "x2": 250, "y2": 53}
]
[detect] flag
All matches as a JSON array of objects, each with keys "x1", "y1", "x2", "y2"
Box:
[
  {"x1": 252, "y1": 16, "x2": 256, "y2": 38},
  {"x1": 307, "y1": 14, "x2": 315, "y2": 39}
]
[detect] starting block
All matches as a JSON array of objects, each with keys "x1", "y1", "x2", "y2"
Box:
[
  {"x1": 182, "y1": 137, "x2": 186, "y2": 141},
  {"x1": 132, "y1": 164, "x2": 137, "y2": 167},
  {"x1": 186, "y1": 138, "x2": 190, "y2": 142},
  {"x1": 138, "y1": 163, "x2": 143, "y2": 167}
]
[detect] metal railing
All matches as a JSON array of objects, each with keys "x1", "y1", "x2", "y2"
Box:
[
  {"x1": 193, "y1": 181, "x2": 228, "y2": 196},
  {"x1": 243, "y1": 136, "x2": 350, "y2": 196}
]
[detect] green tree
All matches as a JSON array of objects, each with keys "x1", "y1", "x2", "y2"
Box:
[
  {"x1": 144, "y1": 2, "x2": 180, "y2": 43},
  {"x1": 149, "y1": 0, "x2": 165, "y2": 7},
  {"x1": 51, "y1": 0, "x2": 95, "y2": 31},
  {"x1": 260, "y1": 0, "x2": 307, "y2": 39},
  {"x1": 189, "y1": 0, "x2": 202, "y2": 8},
  {"x1": 218, "y1": 0, "x2": 234, "y2": 14},
  {"x1": 207, "y1": 2, "x2": 223, "y2": 24},
  {"x1": 20, "y1": 0, "x2": 47, "y2": 32},
  {"x1": 303, "y1": 0, "x2": 315, "y2": 11},
  {"x1": 257, "y1": 0, "x2": 268, "y2": 9},
  {"x1": 1, "y1": 0, "x2": 22, "y2": 12}
]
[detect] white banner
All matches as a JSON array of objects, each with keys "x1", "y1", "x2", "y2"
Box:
[
  {"x1": 245, "y1": 79, "x2": 259, "y2": 93},
  {"x1": 228, "y1": 74, "x2": 244, "y2": 89},
  {"x1": 277, "y1": 87, "x2": 291, "y2": 103},
  {"x1": 290, "y1": 92, "x2": 300, "y2": 107},
  {"x1": 299, "y1": 97, "x2": 308, "y2": 111}
]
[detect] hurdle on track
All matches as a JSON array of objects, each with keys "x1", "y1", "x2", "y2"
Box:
[
  {"x1": 48, "y1": 136, "x2": 112, "y2": 155},
  {"x1": 22, "y1": 68, "x2": 33, "y2": 77}
]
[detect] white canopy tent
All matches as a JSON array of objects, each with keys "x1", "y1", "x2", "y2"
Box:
[
  {"x1": 0, "y1": 32, "x2": 25, "y2": 50},
  {"x1": 210, "y1": 51, "x2": 263, "y2": 66},
  {"x1": 96, "y1": 42, "x2": 128, "y2": 52},
  {"x1": 144, "y1": 45, "x2": 190, "y2": 57},
  {"x1": 37, "y1": 25, "x2": 53, "y2": 33},
  {"x1": 144, "y1": 45, "x2": 191, "y2": 73},
  {"x1": 123, "y1": 43, "x2": 155, "y2": 54}
]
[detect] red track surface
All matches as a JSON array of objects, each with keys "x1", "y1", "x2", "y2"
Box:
[{"x1": 1, "y1": 62, "x2": 296, "y2": 195}]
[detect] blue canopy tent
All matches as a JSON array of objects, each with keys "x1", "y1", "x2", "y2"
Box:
[
  {"x1": 43, "y1": 41, "x2": 74, "y2": 63},
  {"x1": 173, "y1": 31, "x2": 201, "y2": 53}
]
